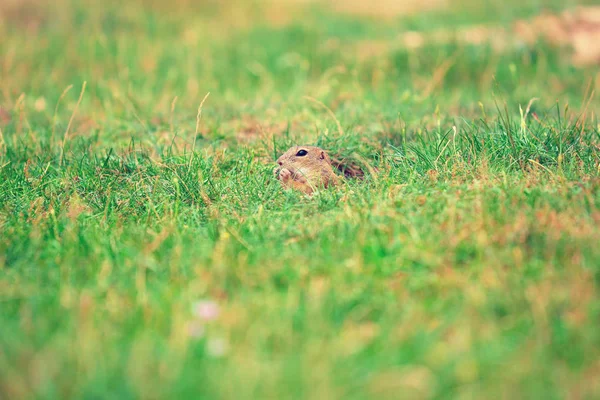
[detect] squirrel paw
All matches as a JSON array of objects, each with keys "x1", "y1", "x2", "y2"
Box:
[
  {"x1": 278, "y1": 168, "x2": 307, "y2": 183},
  {"x1": 278, "y1": 168, "x2": 292, "y2": 182}
]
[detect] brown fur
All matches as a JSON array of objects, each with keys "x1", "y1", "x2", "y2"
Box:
[{"x1": 274, "y1": 146, "x2": 339, "y2": 195}]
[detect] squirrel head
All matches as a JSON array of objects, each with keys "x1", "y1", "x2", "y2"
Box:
[
  {"x1": 274, "y1": 145, "x2": 338, "y2": 192},
  {"x1": 276, "y1": 146, "x2": 330, "y2": 175}
]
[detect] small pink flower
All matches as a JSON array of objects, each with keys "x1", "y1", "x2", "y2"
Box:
[{"x1": 192, "y1": 300, "x2": 220, "y2": 322}]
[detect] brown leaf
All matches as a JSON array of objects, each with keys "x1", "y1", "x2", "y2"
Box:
[{"x1": 0, "y1": 107, "x2": 11, "y2": 125}]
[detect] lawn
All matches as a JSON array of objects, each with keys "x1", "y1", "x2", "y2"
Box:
[{"x1": 1, "y1": 0, "x2": 600, "y2": 398}]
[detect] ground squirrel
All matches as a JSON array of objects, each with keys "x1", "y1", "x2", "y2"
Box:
[{"x1": 274, "y1": 146, "x2": 340, "y2": 195}]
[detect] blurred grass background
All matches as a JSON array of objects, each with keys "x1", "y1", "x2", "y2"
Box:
[
  {"x1": 1, "y1": 0, "x2": 599, "y2": 152},
  {"x1": 1, "y1": 0, "x2": 600, "y2": 399}
]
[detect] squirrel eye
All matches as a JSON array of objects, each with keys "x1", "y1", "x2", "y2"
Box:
[{"x1": 296, "y1": 149, "x2": 308, "y2": 157}]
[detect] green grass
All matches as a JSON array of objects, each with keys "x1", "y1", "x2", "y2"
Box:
[{"x1": 1, "y1": 0, "x2": 600, "y2": 398}]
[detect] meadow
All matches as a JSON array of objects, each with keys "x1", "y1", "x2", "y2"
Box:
[{"x1": 1, "y1": 0, "x2": 599, "y2": 398}]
